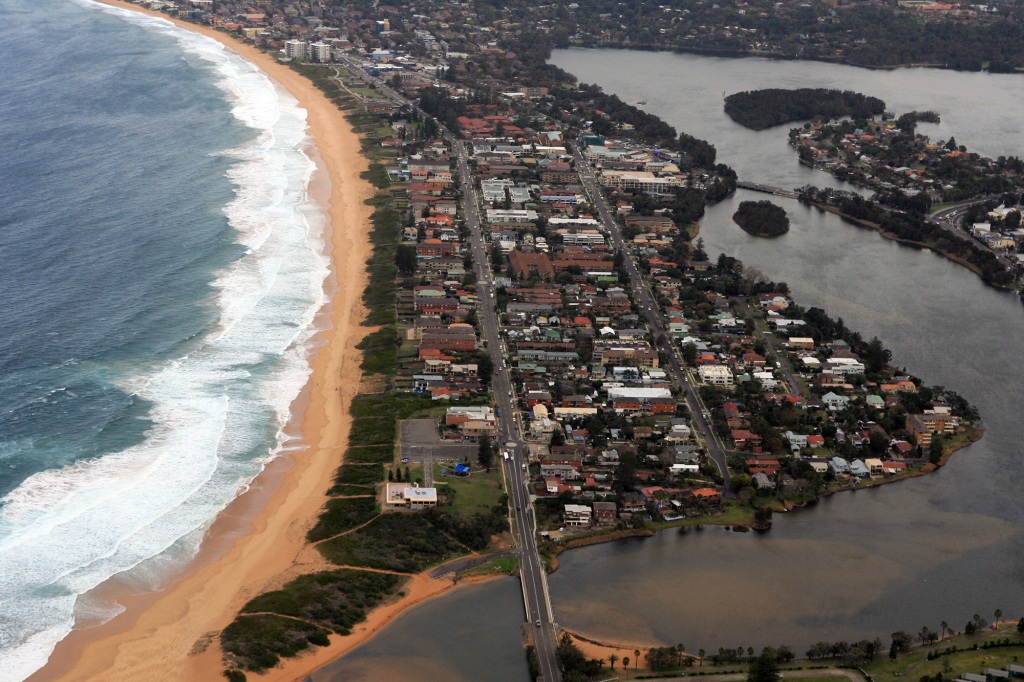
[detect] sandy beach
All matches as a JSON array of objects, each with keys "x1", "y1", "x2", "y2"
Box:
[{"x1": 28, "y1": 2, "x2": 383, "y2": 680}]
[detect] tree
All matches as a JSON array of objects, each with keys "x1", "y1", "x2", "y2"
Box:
[
  {"x1": 994, "y1": 609, "x2": 1002, "y2": 628},
  {"x1": 609, "y1": 654, "x2": 619, "y2": 670},
  {"x1": 677, "y1": 643, "x2": 686, "y2": 667},
  {"x1": 698, "y1": 649, "x2": 705, "y2": 667},
  {"x1": 940, "y1": 621, "x2": 949, "y2": 640},
  {"x1": 623, "y1": 657, "x2": 630, "y2": 673},
  {"x1": 681, "y1": 342, "x2": 698, "y2": 366},
  {"x1": 747, "y1": 650, "x2": 781, "y2": 682},
  {"x1": 890, "y1": 631, "x2": 913, "y2": 657},
  {"x1": 478, "y1": 435, "x2": 494, "y2": 472},
  {"x1": 395, "y1": 244, "x2": 417, "y2": 275},
  {"x1": 1017, "y1": 617, "x2": 1023, "y2": 634}
]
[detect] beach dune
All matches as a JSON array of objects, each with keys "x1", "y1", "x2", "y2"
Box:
[{"x1": 29, "y1": 3, "x2": 382, "y2": 680}]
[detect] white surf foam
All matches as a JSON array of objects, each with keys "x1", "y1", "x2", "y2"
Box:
[{"x1": 0, "y1": 4, "x2": 332, "y2": 679}]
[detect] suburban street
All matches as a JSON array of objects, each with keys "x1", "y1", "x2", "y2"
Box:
[{"x1": 569, "y1": 142, "x2": 734, "y2": 493}]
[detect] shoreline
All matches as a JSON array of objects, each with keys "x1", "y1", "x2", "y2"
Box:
[{"x1": 29, "y1": 2, "x2": 377, "y2": 680}]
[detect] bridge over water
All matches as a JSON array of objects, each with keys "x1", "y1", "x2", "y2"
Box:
[{"x1": 736, "y1": 180, "x2": 801, "y2": 199}]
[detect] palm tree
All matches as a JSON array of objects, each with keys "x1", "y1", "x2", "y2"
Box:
[
  {"x1": 676, "y1": 643, "x2": 685, "y2": 667},
  {"x1": 699, "y1": 648, "x2": 705, "y2": 667},
  {"x1": 994, "y1": 609, "x2": 1003, "y2": 628},
  {"x1": 635, "y1": 649, "x2": 641, "y2": 671},
  {"x1": 623, "y1": 657, "x2": 630, "y2": 679},
  {"x1": 609, "y1": 653, "x2": 618, "y2": 670},
  {"x1": 940, "y1": 621, "x2": 949, "y2": 640}
]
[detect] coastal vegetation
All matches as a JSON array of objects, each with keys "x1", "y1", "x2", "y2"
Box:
[
  {"x1": 724, "y1": 89, "x2": 886, "y2": 130},
  {"x1": 220, "y1": 569, "x2": 404, "y2": 673},
  {"x1": 316, "y1": 513, "x2": 467, "y2": 572},
  {"x1": 732, "y1": 200, "x2": 790, "y2": 237}
]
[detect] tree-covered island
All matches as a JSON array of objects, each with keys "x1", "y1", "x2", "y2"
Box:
[
  {"x1": 733, "y1": 200, "x2": 791, "y2": 237},
  {"x1": 724, "y1": 89, "x2": 886, "y2": 131}
]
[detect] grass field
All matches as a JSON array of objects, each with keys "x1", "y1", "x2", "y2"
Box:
[
  {"x1": 864, "y1": 626, "x2": 1024, "y2": 682},
  {"x1": 435, "y1": 463, "x2": 505, "y2": 515}
]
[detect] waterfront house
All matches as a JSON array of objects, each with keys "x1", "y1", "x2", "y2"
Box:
[
  {"x1": 829, "y1": 457, "x2": 851, "y2": 475},
  {"x1": 563, "y1": 504, "x2": 592, "y2": 527}
]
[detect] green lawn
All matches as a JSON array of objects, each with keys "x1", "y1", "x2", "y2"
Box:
[
  {"x1": 464, "y1": 555, "x2": 519, "y2": 576},
  {"x1": 648, "y1": 500, "x2": 756, "y2": 530},
  {"x1": 864, "y1": 627, "x2": 1024, "y2": 682},
  {"x1": 435, "y1": 463, "x2": 505, "y2": 515}
]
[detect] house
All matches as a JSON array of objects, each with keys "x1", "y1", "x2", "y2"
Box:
[
  {"x1": 752, "y1": 472, "x2": 775, "y2": 490},
  {"x1": 882, "y1": 461, "x2": 907, "y2": 476},
  {"x1": 829, "y1": 457, "x2": 851, "y2": 475},
  {"x1": 619, "y1": 491, "x2": 647, "y2": 514},
  {"x1": 785, "y1": 431, "x2": 809, "y2": 452},
  {"x1": 690, "y1": 488, "x2": 722, "y2": 508},
  {"x1": 850, "y1": 459, "x2": 871, "y2": 477},
  {"x1": 864, "y1": 458, "x2": 884, "y2": 476},
  {"x1": 564, "y1": 504, "x2": 592, "y2": 527},
  {"x1": 592, "y1": 501, "x2": 618, "y2": 526},
  {"x1": 731, "y1": 430, "x2": 762, "y2": 450},
  {"x1": 821, "y1": 391, "x2": 850, "y2": 411}
]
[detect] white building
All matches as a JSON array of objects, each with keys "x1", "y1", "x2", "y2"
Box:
[
  {"x1": 310, "y1": 41, "x2": 333, "y2": 63},
  {"x1": 698, "y1": 364, "x2": 734, "y2": 387},
  {"x1": 384, "y1": 482, "x2": 438, "y2": 510},
  {"x1": 486, "y1": 208, "x2": 538, "y2": 223},
  {"x1": 563, "y1": 504, "x2": 592, "y2": 527},
  {"x1": 284, "y1": 39, "x2": 308, "y2": 61},
  {"x1": 599, "y1": 170, "x2": 686, "y2": 195}
]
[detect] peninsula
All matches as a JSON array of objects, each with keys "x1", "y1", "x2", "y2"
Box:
[{"x1": 41, "y1": 2, "x2": 1004, "y2": 682}]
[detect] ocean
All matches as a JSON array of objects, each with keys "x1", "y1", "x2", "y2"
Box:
[{"x1": 0, "y1": 1, "x2": 330, "y2": 678}]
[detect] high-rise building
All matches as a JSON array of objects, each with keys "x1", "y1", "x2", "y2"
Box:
[
  {"x1": 310, "y1": 42, "x2": 332, "y2": 63},
  {"x1": 284, "y1": 39, "x2": 308, "y2": 61}
]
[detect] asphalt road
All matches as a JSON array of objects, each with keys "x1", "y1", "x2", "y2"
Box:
[
  {"x1": 455, "y1": 141, "x2": 563, "y2": 682},
  {"x1": 568, "y1": 142, "x2": 734, "y2": 493}
]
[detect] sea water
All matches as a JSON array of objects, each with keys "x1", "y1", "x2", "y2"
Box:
[{"x1": 0, "y1": 1, "x2": 331, "y2": 678}]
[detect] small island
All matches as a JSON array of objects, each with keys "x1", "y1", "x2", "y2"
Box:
[
  {"x1": 724, "y1": 88, "x2": 886, "y2": 130},
  {"x1": 734, "y1": 199, "x2": 790, "y2": 237}
]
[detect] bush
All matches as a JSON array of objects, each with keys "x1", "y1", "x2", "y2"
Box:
[
  {"x1": 307, "y1": 497, "x2": 379, "y2": 542},
  {"x1": 221, "y1": 614, "x2": 327, "y2": 672},
  {"x1": 317, "y1": 513, "x2": 467, "y2": 572},
  {"x1": 240, "y1": 569, "x2": 402, "y2": 636}
]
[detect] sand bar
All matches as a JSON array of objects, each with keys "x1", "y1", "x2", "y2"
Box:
[{"x1": 29, "y1": 2, "x2": 379, "y2": 679}]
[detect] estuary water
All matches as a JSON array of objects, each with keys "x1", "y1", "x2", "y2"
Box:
[
  {"x1": 539, "y1": 49, "x2": 1024, "y2": 652},
  {"x1": 0, "y1": 1, "x2": 329, "y2": 677}
]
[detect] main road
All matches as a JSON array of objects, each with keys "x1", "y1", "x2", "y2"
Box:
[
  {"x1": 568, "y1": 142, "x2": 734, "y2": 492},
  {"x1": 336, "y1": 56, "x2": 563, "y2": 680},
  {"x1": 455, "y1": 142, "x2": 562, "y2": 682}
]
